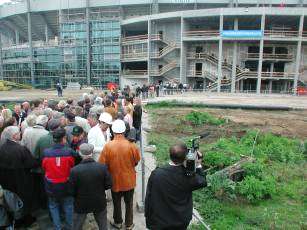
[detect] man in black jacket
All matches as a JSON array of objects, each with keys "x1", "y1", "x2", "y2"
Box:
[
  {"x1": 145, "y1": 143, "x2": 206, "y2": 230},
  {"x1": 70, "y1": 143, "x2": 112, "y2": 230}
]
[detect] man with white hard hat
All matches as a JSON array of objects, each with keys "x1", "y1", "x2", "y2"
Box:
[
  {"x1": 88, "y1": 112, "x2": 113, "y2": 161},
  {"x1": 99, "y1": 119, "x2": 140, "y2": 230}
]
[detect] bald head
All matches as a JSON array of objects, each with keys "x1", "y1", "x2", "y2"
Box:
[{"x1": 169, "y1": 143, "x2": 188, "y2": 164}]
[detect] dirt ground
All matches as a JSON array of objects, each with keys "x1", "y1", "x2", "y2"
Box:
[{"x1": 150, "y1": 107, "x2": 307, "y2": 141}]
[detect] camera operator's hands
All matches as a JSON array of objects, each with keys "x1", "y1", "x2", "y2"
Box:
[{"x1": 196, "y1": 151, "x2": 203, "y2": 168}]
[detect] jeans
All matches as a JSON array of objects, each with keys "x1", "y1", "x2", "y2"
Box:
[
  {"x1": 73, "y1": 209, "x2": 108, "y2": 230},
  {"x1": 111, "y1": 189, "x2": 134, "y2": 227},
  {"x1": 48, "y1": 196, "x2": 73, "y2": 230}
]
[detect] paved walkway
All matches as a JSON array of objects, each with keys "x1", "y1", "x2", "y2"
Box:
[{"x1": 145, "y1": 92, "x2": 307, "y2": 110}]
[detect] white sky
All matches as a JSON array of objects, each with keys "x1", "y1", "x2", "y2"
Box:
[{"x1": 0, "y1": 0, "x2": 12, "y2": 6}]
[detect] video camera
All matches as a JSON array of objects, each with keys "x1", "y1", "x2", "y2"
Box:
[{"x1": 185, "y1": 132, "x2": 209, "y2": 176}]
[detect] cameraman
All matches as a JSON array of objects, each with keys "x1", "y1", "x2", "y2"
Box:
[{"x1": 145, "y1": 143, "x2": 206, "y2": 230}]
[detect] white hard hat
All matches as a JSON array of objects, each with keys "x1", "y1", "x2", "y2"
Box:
[
  {"x1": 112, "y1": 119, "x2": 126, "y2": 134},
  {"x1": 99, "y1": 112, "x2": 113, "y2": 125}
]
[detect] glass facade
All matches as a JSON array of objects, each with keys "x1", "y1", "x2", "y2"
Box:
[
  {"x1": 60, "y1": 20, "x2": 88, "y2": 86},
  {"x1": 91, "y1": 20, "x2": 120, "y2": 87},
  {"x1": 2, "y1": 48, "x2": 31, "y2": 85},
  {"x1": 1, "y1": 10, "x2": 120, "y2": 88}
]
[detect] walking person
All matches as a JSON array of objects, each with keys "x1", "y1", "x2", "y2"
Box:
[
  {"x1": 70, "y1": 143, "x2": 112, "y2": 230},
  {"x1": 56, "y1": 82, "x2": 63, "y2": 97},
  {"x1": 42, "y1": 128, "x2": 78, "y2": 230},
  {"x1": 99, "y1": 120, "x2": 140, "y2": 230}
]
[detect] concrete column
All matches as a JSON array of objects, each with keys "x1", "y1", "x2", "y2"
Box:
[
  {"x1": 147, "y1": 19, "x2": 151, "y2": 85},
  {"x1": 27, "y1": 0, "x2": 35, "y2": 86},
  {"x1": 231, "y1": 18, "x2": 238, "y2": 93},
  {"x1": 256, "y1": 14, "x2": 265, "y2": 94},
  {"x1": 269, "y1": 80, "x2": 273, "y2": 93},
  {"x1": 45, "y1": 24, "x2": 48, "y2": 43},
  {"x1": 86, "y1": 0, "x2": 91, "y2": 86},
  {"x1": 270, "y1": 62, "x2": 274, "y2": 77},
  {"x1": 240, "y1": 80, "x2": 243, "y2": 91},
  {"x1": 293, "y1": 15, "x2": 304, "y2": 94},
  {"x1": 217, "y1": 14, "x2": 223, "y2": 92},
  {"x1": 0, "y1": 34, "x2": 3, "y2": 80},
  {"x1": 180, "y1": 17, "x2": 186, "y2": 84},
  {"x1": 15, "y1": 30, "x2": 19, "y2": 45}
]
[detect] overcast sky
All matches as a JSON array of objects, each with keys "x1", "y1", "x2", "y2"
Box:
[{"x1": 0, "y1": 0, "x2": 12, "y2": 5}]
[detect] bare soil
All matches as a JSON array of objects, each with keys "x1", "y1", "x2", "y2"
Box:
[{"x1": 150, "y1": 107, "x2": 307, "y2": 141}]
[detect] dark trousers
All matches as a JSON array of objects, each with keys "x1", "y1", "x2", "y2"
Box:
[
  {"x1": 73, "y1": 208, "x2": 107, "y2": 230},
  {"x1": 111, "y1": 189, "x2": 134, "y2": 227}
]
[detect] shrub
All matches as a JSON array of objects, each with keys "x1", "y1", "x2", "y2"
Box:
[
  {"x1": 185, "y1": 111, "x2": 225, "y2": 126},
  {"x1": 237, "y1": 175, "x2": 276, "y2": 203},
  {"x1": 207, "y1": 173, "x2": 236, "y2": 200},
  {"x1": 254, "y1": 133, "x2": 304, "y2": 162},
  {"x1": 242, "y1": 160, "x2": 265, "y2": 179}
]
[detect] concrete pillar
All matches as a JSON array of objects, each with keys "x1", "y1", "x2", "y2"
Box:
[
  {"x1": 45, "y1": 24, "x2": 49, "y2": 43},
  {"x1": 86, "y1": 0, "x2": 91, "y2": 86},
  {"x1": 0, "y1": 34, "x2": 3, "y2": 80},
  {"x1": 269, "y1": 80, "x2": 273, "y2": 93},
  {"x1": 270, "y1": 62, "x2": 274, "y2": 77},
  {"x1": 15, "y1": 30, "x2": 19, "y2": 45},
  {"x1": 293, "y1": 15, "x2": 304, "y2": 94},
  {"x1": 147, "y1": 19, "x2": 151, "y2": 85},
  {"x1": 180, "y1": 17, "x2": 186, "y2": 84},
  {"x1": 27, "y1": 0, "x2": 35, "y2": 86},
  {"x1": 240, "y1": 80, "x2": 243, "y2": 91},
  {"x1": 256, "y1": 14, "x2": 265, "y2": 94},
  {"x1": 283, "y1": 80, "x2": 288, "y2": 92},
  {"x1": 217, "y1": 14, "x2": 223, "y2": 92},
  {"x1": 231, "y1": 18, "x2": 238, "y2": 93}
]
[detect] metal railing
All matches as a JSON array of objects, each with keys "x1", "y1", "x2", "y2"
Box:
[
  {"x1": 121, "y1": 52, "x2": 148, "y2": 60},
  {"x1": 264, "y1": 30, "x2": 299, "y2": 38},
  {"x1": 183, "y1": 30, "x2": 220, "y2": 38},
  {"x1": 121, "y1": 34, "x2": 148, "y2": 44},
  {"x1": 243, "y1": 53, "x2": 294, "y2": 60},
  {"x1": 150, "y1": 61, "x2": 178, "y2": 76},
  {"x1": 122, "y1": 70, "x2": 148, "y2": 76}
]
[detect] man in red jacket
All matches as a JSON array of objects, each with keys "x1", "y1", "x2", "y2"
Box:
[{"x1": 42, "y1": 128, "x2": 78, "y2": 230}]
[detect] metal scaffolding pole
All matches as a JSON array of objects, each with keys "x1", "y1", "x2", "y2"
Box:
[
  {"x1": 27, "y1": 0, "x2": 35, "y2": 86},
  {"x1": 256, "y1": 14, "x2": 265, "y2": 94},
  {"x1": 294, "y1": 15, "x2": 304, "y2": 94},
  {"x1": 147, "y1": 19, "x2": 151, "y2": 85},
  {"x1": 217, "y1": 14, "x2": 223, "y2": 93},
  {"x1": 86, "y1": 0, "x2": 91, "y2": 86},
  {"x1": 231, "y1": 18, "x2": 238, "y2": 93}
]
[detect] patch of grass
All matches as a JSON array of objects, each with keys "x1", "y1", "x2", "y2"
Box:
[
  {"x1": 185, "y1": 111, "x2": 225, "y2": 126},
  {"x1": 147, "y1": 107, "x2": 306, "y2": 229}
]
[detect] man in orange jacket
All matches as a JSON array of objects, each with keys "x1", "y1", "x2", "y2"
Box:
[{"x1": 99, "y1": 119, "x2": 140, "y2": 230}]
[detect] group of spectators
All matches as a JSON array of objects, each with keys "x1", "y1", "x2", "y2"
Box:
[
  {"x1": 0, "y1": 91, "x2": 142, "y2": 230},
  {"x1": 0, "y1": 88, "x2": 206, "y2": 230},
  {"x1": 134, "y1": 82, "x2": 189, "y2": 99}
]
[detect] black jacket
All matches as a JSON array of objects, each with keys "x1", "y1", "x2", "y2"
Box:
[
  {"x1": 0, "y1": 140, "x2": 38, "y2": 216},
  {"x1": 145, "y1": 164, "x2": 206, "y2": 230},
  {"x1": 69, "y1": 158, "x2": 112, "y2": 213}
]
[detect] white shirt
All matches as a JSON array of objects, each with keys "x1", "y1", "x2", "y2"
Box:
[{"x1": 87, "y1": 124, "x2": 111, "y2": 161}]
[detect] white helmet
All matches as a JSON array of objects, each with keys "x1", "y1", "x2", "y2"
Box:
[
  {"x1": 112, "y1": 119, "x2": 126, "y2": 134},
  {"x1": 99, "y1": 112, "x2": 113, "y2": 125}
]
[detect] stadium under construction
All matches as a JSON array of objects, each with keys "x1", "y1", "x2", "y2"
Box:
[{"x1": 0, "y1": 0, "x2": 307, "y2": 93}]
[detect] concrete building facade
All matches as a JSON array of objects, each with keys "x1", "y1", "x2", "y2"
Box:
[{"x1": 0, "y1": 0, "x2": 307, "y2": 93}]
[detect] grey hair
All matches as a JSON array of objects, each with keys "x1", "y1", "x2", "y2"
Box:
[
  {"x1": 36, "y1": 115, "x2": 49, "y2": 126},
  {"x1": 26, "y1": 114, "x2": 37, "y2": 127},
  {"x1": 43, "y1": 108, "x2": 53, "y2": 118},
  {"x1": 52, "y1": 111, "x2": 64, "y2": 119},
  {"x1": 94, "y1": 97, "x2": 103, "y2": 105},
  {"x1": 0, "y1": 126, "x2": 20, "y2": 145},
  {"x1": 87, "y1": 112, "x2": 98, "y2": 121}
]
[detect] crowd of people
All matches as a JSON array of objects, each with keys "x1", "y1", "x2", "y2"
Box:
[
  {"x1": 0, "y1": 90, "x2": 142, "y2": 230},
  {"x1": 0, "y1": 88, "x2": 206, "y2": 230}
]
